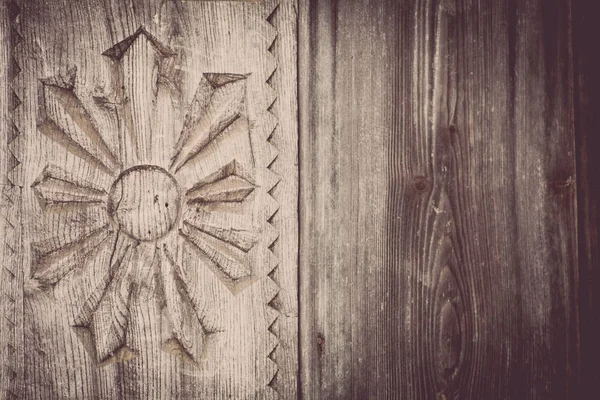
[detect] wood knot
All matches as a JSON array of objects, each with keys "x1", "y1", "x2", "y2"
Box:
[
  {"x1": 435, "y1": 265, "x2": 463, "y2": 389},
  {"x1": 413, "y1": 176, "x2": 430, "y2": 193}
]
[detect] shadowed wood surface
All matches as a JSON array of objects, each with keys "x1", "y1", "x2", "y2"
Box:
[
  {"x1": 300, "y1": 0, "x2": 583, "y2": 399},
  {"x1": 573, "y1": 1, "x2": 600, "y2": 399}
]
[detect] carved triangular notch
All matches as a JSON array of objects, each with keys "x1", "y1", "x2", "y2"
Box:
[
  {"x1": 102, "y1": 26, "x2": 177, "y2": 60},
  {"x1": 8, "y1": 89, "x2": 21, "y2": 113},
  {"x1": 7, "y1": 0, "x2": 21, "y2": 21}
]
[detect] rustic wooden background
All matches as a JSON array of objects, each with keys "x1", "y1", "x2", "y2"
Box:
[
  {"x1": 299, "y1": 0, "x2": 599, "y2": 399},
  {"x1": 2, "y1": 0, "x2": 600, "y2": 399}
]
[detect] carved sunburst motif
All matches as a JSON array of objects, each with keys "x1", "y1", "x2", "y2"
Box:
[{"x1": 30, "y1": 28, "x2": 258, "y2": 366}]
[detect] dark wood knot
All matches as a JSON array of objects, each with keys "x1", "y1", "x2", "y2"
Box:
[{"x1": 413, "y1": 176, "x2": 430, "y2": 193}]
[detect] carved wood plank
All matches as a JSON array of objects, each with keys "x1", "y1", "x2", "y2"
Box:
[
  {"x1": 2, "y1": 0, "x2": 297, "y2": 398},
  {"x1": 299, "y1": 0, "x2": 579, "y2": 398}
]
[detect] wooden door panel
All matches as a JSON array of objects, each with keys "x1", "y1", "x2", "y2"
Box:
[{"x1": 0, "y1": 0, "x2": 297, "y2": 398}]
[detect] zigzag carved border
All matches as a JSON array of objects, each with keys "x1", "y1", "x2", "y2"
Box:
[
  {"x1": 3, "y1": 1, "x2": 23, "y2": 399},
  {"x1": 263, "y1": 0, "x2": 282, "y2": 397}
]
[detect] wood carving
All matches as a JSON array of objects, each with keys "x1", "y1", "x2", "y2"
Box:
[
  {"x1": 30, "y1": 28, "x2": 258, "y2": 366},
  {"x1": 2, "y1": 0, "x2": 298, "y2": 397}
]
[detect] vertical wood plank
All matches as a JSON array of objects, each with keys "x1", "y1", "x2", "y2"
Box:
[
  {"x1": 0, "y1": 1, "x2": 10, "y2": 397},
  {"x1": 573, "y1": 1, "x2": 600, "y2": 398},
  {"x1": 299, "y1": 0, "x2": 579, "y2": 398},
  {"x1": 511, "y1": 1, "x2": 578, "y2": 397},
  {"x1": 299, "y1": 0, "x2": 392, "y2": 397},
  {"x1": 8, "y1": 0, "x2": 298, "y2": 398}
]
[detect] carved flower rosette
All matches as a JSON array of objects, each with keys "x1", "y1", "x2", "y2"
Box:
[{"x1": 27, "y1": 27, "x2": 265, "y2": 367}]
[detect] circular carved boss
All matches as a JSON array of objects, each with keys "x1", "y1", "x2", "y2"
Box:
[{"x1": 107, "y1": 165, "x2": 182, "y2": 242}]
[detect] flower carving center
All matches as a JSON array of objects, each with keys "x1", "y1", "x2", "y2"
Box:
[{"x1": 108, "y1": 165, "x2": 181, "y2": 241}]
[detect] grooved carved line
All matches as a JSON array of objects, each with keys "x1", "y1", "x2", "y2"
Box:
[{"x1": 29, "y1": 26, "x2": 260, "y2": 367}]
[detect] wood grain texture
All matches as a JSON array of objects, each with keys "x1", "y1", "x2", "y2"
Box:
[
  {"x1": 299, "y1": 0, "x2": 579, "y2": 398},
  {"x1": 4, "y1": 0, "x2": 297, "y2": 398}
]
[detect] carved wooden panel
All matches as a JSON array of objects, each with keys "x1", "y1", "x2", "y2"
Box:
[
  {"x1": 1, "y1": 0, "x2": 297, "y2": 398},
  {"x1": 4, "y1": 0, "x2": 593, "y2": 399}
]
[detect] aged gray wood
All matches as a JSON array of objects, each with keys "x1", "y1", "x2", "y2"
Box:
[
  {"x1": 299, "y1": 1, "x2": 390, "y2": 397},
  {"x1": 299, "y1": 0, "x2": 579, "y2": 398},
  {"x1": 1, "y1": 0, "x2": 298, "y2": 398}
]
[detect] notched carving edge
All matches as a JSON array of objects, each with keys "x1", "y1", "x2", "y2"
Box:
[{"x1": 102, "y1": 26, "x2": 177, "y2": 60}]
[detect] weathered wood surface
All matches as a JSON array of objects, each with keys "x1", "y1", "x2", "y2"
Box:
[
  {"x1": 2, "y1": 0, "x2": 600, "y2": 399},
  {"x1": 300, "y1": 0, "x2": 581, "y2": 399},
  {"x1": 1, "y1": 0, "x2": 298, "y2": 398}
]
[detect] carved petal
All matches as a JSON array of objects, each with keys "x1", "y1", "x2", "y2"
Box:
[
  {"x1": 32, "y1": 164, "x2": 107, "y2": 208},
  {"x1": 180, "y1": 221, "x2": 251, "y2": 281},
  {"x1": 73, "y1": 234, "x2": 135, "y2": 364},
  {"x1": 31, "y1": 204, "x2": 111, "y2": 288},
  {"x1": 91, "y1": 275, "x2": 133, "y2": 362},
  {"x1": 184, "y1": 210, "x2": 256, "y2": 252},
  {"x1": 73, "y1": 234, "x2": 132, "y2": 325},
  {"x1": 31, "y1": 204, "x2": 110, "y2": 258},
  {"x1": 171, "y1": 74, "x2": 248, "y2": 172},
  {"x1": 159, "y1": 247, "x2": 207, "y2": 364},
  {"x1": 187, "y1": 160, "x2": 256, "y2": 204},
  {"x1": 40, "y1": 77, "x2": 120, "y2": 173},
  {"x1": 88, "y1": 245, "x2": 137, "y2": 363},
  {"x1": 188, "y1": 175, "x2": 255, "y2": 203},
  {"x1": 31, "y1": 228, "x2": 111, "y2": 287}
]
